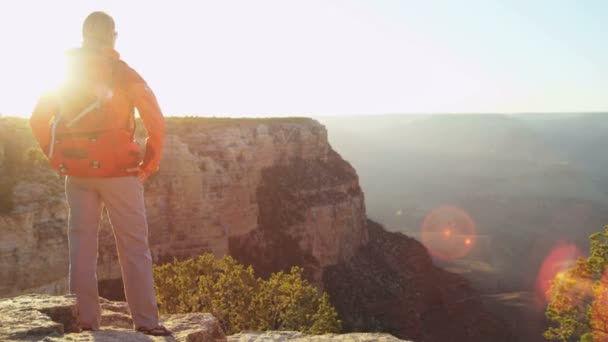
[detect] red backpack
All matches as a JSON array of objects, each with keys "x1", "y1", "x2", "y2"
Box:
[{"x1": 48, "y1": 59, "x2": 142, "y2": 177}]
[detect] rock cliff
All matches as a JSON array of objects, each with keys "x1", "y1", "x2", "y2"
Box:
[
  {"x1": 0, "y1": 117, "x2": 509, "y2": 341},
  {"x1": 99, "y1": 117, "x2": 368, "y2": 290}
]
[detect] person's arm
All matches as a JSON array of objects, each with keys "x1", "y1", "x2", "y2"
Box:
[
  {"x1": 29, "y1": 92, "x2": 59, "y2": 157},
  {"x1": 125, "y1": 66, "x2": 165, "y2": 181}
]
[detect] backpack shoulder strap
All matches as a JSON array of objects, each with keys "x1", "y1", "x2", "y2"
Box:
[{"x1": 111, "y1": 60, "x2": 137, "y2": 134}]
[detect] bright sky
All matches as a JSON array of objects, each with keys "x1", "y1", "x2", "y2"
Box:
[{"x1": 0, "y1": 0, "x2": 606, "y2": 117}]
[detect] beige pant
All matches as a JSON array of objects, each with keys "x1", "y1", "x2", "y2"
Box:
[{"x1": 65, "y1": 175, "x2": 159, "y2": 330}]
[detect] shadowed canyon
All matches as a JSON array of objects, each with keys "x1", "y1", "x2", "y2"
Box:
[{"x1": 317, "y1": 113, "x2": 608, "y2": 341}]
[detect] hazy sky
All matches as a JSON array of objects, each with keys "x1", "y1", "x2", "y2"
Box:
[{"x1": 0, "y1": 0, "x2": 606, "y2": 117}]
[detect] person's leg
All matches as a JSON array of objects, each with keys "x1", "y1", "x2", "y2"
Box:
[
  {"x1": 66, "y1": 176, "x2": 104, "y2": 330},
  {"x1": 98, "y1": 176, "x2": 159, "y2": 329}
]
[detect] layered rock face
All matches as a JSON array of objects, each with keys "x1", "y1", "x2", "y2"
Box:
[
  {"x1": 1, "y1": 118, "x2": 368, "y2": 295},
  {"x1": 97, "y1": 118, "x2": 368, "y2": 288},
  {"x1": 0, "y1": 119, "x2": 69, "y2": 297},
  {"x1": 0, "y1": 193, "x2": 67, "y2": 297}
]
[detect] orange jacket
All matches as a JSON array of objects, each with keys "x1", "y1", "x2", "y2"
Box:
[{"x1": 30, "y1": 47, "x2": 165, "y2": 178}]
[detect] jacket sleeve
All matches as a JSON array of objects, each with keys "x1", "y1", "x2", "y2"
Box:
[
  {"x1": 125, "y1": 67, "x2": 166, "y2": 175},
  {"x1": 29, "y1": 92, "x2": 59, "y2": 157}
]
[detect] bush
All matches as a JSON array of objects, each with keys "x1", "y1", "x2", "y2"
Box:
[
  {"x1": 153, "y1": 254, "x2": 341, "y2": 335},
  {"x1": 0, "y1": 179, "x2": 15, "y2": 214},
  {"x1": 544, "y1": 226, "x2": 608, "y2": 341},
  {"x1": 24, "y1": 147, "x2": 49, "y2": 168}
]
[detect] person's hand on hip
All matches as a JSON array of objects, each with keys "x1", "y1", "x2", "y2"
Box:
[{"x1": 126, "y1": 166, "x2": 149, "y2": 184}]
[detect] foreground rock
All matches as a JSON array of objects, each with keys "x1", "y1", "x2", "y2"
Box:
[
  {"x1": 0, "y1": 294, "x2": 408, "y2": 342},
  {"x1": 228, "y1": 331, "x2": 408, "y2": 341},
  {"x1": 0, "y1": 294, "x2": 225, "y2": 342}
]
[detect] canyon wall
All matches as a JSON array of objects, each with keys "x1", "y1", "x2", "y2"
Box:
[
  {"x1": 0, "y1": 117, "x2": 510, "y2": 341},
  {"x1": 100, "y1": 118, "x2": 369, "y2": 289},
  {"x1": 1, "y1": 118, "x2": 368, "y2": 296}
]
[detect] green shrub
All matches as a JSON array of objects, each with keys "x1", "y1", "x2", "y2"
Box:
[
  {"x1": 153, "y1": 254, "x2": 341, "y2": 335},
  {"x1": 544, "y1": 226, "x2": 608, "y2": 341},
  {"x1": 24, "y1": 147, "x2": 49, "y2": 168}
]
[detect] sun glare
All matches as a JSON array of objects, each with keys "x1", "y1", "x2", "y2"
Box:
[
  {"x1": 421, "y1": 206, "x2": 477, "y2": 261},
  {"x1": 536, "y1": 242, "x2": 583, "y2": 304},
  {"x1": 1, "y1": 1, "x2": 606, "y2": 116}
]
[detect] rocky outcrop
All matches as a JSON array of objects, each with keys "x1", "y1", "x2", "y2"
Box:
[
  {"x1": 0, "y1": 294, "x2": 408, "y2": 342},
  {"x1": 227, "y1": 332, "x2": 408, "y2": 341},
  {"x1": 229, "y1": 147, "x2": 367, "y2": 282},
  {"x1": 0, "y1": 294, "x2": 226, "y2": 342},
  {"x1": 1, "y1": 118, "x2": 367, "y2": 296},
  {"x1": 0, "y1": 118, "x2": 69, "y2": 297},
  {"x1": 0, "y1": 182, "x2": 68, "y2": 297},
  {"x1": 98, "y1": 118, "x2": 368, "y2": 287}
]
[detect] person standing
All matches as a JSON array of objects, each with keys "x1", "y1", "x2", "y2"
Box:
[{"x1": 29, "y1": 11, "x2": 172, "y2": 336}]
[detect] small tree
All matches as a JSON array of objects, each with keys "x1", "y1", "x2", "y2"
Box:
[
  {"x1": 545, "y1": 226, "x2": 608, "y2": 341},
  {"x1": 255, "y1": 267, "x2": 339, "y2": 333},
  {"x1": 153, "y1": 253, "x2": 341, "y2": 335}
]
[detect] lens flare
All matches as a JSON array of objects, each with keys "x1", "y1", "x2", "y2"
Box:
[
  {"x1": 421, "y1": 206, "x2": 477, "y2": 261},
  {"x1": 536, "y1": 242, "x2": 582, "y2": 304}
]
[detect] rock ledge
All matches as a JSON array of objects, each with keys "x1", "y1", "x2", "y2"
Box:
[
  {"x1": 0, "y1": 294, "x2": 224, "y2": 342},
  {"x1": 0, "y1": 294, "x2": 409, "y2": 342}
]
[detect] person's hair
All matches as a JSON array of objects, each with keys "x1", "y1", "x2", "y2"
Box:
[{"x1": 82, "y1": 11, "x2": 116, "y2": 48}]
